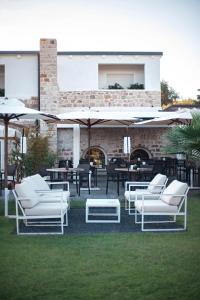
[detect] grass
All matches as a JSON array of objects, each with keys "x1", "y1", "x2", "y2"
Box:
[{"x1": 0, "y1": 195, "x2": 200, "y2": 300}]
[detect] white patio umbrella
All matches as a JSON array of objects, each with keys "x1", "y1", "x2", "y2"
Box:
[
  {"x1": 54, "y1": 107, "x2": 140, "y2": 161},
  {"x1": 136, "y1": 110, "x2": 193, "y2": 126},
  {"x1": 0, "y1": 97, "x2": 59, "y2": 216}
]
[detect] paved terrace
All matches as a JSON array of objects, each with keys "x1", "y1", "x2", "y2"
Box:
[{"x1": 17, "y1": 171, "x2": 196, "y2": 234}]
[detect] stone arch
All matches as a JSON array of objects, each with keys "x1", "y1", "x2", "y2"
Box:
[
  {"x1": 130, "y1": 147, "x2": 152, "y2": 161},
  {"x1": 83, "y1": 146, "x2": 107, "y2": 168}
]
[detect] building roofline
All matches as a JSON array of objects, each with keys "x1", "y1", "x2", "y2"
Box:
[
  {"x1": 0, "y1": 51, "x2": 163, "y2": 56},
  {"x1": 57, "y1": 51, "x2": 163, "y2": 56},
  {"x1": 0, "y1": 51, "x2": 39, "y2": 55}
]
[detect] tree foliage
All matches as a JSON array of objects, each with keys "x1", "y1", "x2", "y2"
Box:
[
  {"x1": 197, "y1": 89, "x2": 200, "y2": 100},
  {"x1": 163, "y1": 113, "x2": 200, "y2": 163},
  {"x1": 161, "y1": 80, "x2": 179, "y2": 106},
  {"x1": 24, "y1": 131, "x2": 56, "y2": 175}
]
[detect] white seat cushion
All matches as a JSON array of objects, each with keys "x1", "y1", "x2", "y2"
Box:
[
  {"x1": 15, "y1": 182, "x2": 39, "y2": 208},
  {"x1": 37, "y1": 191, "x2": 70, "y2": 202},
  {"x1": 29, "y1": 174, "x2": 50, "y2": 190},
  {"x1": 23, "y1": 175, "x2": 70, "y2": 200},
  {"x1": 135, "y1": 200, "x2": 178, "y2": 213},
  {"x1": 24, "y1": 202, "x2": 68, "y2": 216},
  {"x1": 147, "y1": 174, "x2": 167, "y2": 194},
  {"x1": 161, "y1": 180, "x2": 188, "y2": 206}
]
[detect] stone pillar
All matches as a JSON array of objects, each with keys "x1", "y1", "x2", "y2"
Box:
[{"x1": 40, "y1": 38, "x2": 59, "y2": 152}]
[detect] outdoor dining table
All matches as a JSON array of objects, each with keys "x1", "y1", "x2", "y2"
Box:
[
  {"x1": 115, "y1": 167, "x2": 153, "y2": 195},
  {"x1": 46, "y1": 168, "x2": 84, "y2": 193},
  {"x1": 46, "y1": 167, "x2": 84, "y2": 186}
]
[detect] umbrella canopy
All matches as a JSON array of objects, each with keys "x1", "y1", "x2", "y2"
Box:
[
  {"x1": 0, "y1": 97, "x2": 59, "y2": 216},
  {"x1": 136, "y1": 110, "x2": 193, "y2": 126},
  {"x1": 56, "y1": 106, "x2": 167, "y2": 125},
  {"x1": 52, "y1": 106, "x2": 167, "y2": 164},
  {"x1": 55, "y1": 107, "x2": 141, "y2": 161}
]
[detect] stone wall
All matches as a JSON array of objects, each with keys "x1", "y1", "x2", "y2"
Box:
[
  {"x1": 57, "y1": 90, "x2": 160, "y2": 111},
  {"x1": 22, "y1": 97, "x2": 39, "y2": 110},
  {"x1": 39, "y1": 38, "x2": 164, "y2": 160},
  {"x1": 57, "y1": 127, "x2": 169, "y2": 163}
]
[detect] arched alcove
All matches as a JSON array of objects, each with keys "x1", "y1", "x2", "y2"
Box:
[
  {"x1": 84, "y1": 147, "x2": 106, "y2": 168},
  {"x1": 130, "y1": 148, "x2": 151, "y2": 161}
]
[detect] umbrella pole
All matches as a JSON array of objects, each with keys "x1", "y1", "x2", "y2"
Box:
[
  {"x1": 88, "y1": 123, "x2": 91, "y2": 163},
  {"x1": 126, "y1": 126, "x2": 130, "y2": 162},
  {"x1": 4, "y1": 118, "x2": 9, "y2": 217}
]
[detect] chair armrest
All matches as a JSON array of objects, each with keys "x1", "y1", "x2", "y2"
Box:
[
  {"x1": 47, "y1": 181, "x2": 69, "y2": 190},
  {"x1": 139, "y1": 193, "x2": 187, "y2": 204},
  {"x1": 16, "y1": 196, "x2": 30, "y2": 201},
  {"x1": 35, "y1": 189, "x2": 63, "y2": 193},
  {"x1": 125, "y1": 181, "x2": 150, "y2": 190},
  {"x1": 127, "y1": 182, "x2": 150, "y2": 191}
]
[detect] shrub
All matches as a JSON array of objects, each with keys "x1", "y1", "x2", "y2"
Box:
[
  {"x1": 108, "y1": 82, "x2": 123, "y2": 89},
  {"x1": 23, "y1": 131, "x2": 56, "y2": 176},
  {"x1": 128, "y1": 83, "x2": 144, "y2": 89}
]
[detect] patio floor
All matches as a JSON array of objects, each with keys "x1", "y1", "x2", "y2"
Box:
[
  {"x1": 69, "y1": 170, "x2": 126, "y2": 200},
  {"x1": 16, "y1": 172, "x2": 191, "y2": 234}
]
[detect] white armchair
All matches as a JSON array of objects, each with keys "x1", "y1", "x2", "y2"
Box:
[
  {"x1": 23, "y1": 174, "x2": 70, "y2": 208},
  {"x1": 134, "y1": 180, "x2": 189, "y2": 231},
  {"x1": 124, "y1": 174, "x2": 168, "y2": 215},
  {"x1": 13, "y1": 181, "x2": 69, "y2": 235}
]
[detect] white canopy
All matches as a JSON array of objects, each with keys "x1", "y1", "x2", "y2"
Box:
[
  {"x1": 0, "y1": 97, "x2": 59, "y2": 217},
  {"x1": 137, "y1": 110, "x2": 193, "y2": 126},
  {"x1": 0, "y1": 98, "x2": 59, "y2": 121},
  {"x1": 56, "y1": 106, "x2": 187, "y2": 127}
]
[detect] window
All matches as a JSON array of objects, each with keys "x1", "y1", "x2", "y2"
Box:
[
  {"x1": 98, "y1": 64, "x2": 144, "y2": 89},
  {"x1": 107, "y1": 73, "x2": 134, "y2": 89}
]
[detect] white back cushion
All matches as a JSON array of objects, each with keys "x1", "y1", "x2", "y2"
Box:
[
  {"x1": 30, "y1": 174, "x2": 50, "y2": 190},
  {"x1": 147, "y1": 174, "x2": 167, "y2": 194},
  {"x1": 15, "y1": 182, "x2": 39, "y2": 208},
  {"x1": 161, "y1": 180, "x2": 188, "y2": 206}
]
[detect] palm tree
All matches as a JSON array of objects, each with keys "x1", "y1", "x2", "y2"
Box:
[{"x1": 164, "y1": 113, "x2": 200, "y2": 162}]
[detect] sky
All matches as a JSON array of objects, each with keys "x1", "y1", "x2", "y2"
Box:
[{"x1": 0, "y1": 0, "x2": 199, "y2": 99}]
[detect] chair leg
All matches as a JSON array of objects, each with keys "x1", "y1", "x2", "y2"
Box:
[{"x1": 106, "y1": 180, "x2": 108, "y2": 194}]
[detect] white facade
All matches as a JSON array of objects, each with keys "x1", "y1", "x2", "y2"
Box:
[
  {"x1": 0, "y1": 53, "x2": 161, "y2": 96},
  {"x1": 0, "y1": 54, "x2": 38, "y2": 98},
  {"x1": 57, "y1": 54, "x2": 161, "y2": 91}
]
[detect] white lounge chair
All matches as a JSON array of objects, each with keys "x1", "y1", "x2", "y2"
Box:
[
  {"x1": 124, "y1": 174, "x2": 168, "y2": 215},
  {"x1": 13, "y1": 181, "x2": 68, "y2": 235},
  {"x1": 23, "y1": 174, "x2": 70, "y2": 208},
  {"x1": 134, "y1": 180, "x2": 189, "y2": 231}
]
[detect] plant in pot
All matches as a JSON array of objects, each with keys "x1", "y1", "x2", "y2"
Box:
[{"x1": 108, "y1": 82, "x2": 123, "y2": 89}]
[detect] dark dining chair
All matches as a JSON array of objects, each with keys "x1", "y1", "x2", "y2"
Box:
[
  {"x1": 76, "y1": 163, "x2": 91, "y2": 195},
  {"x1": 106, "y1": 164, "x2": 118, "y2": 194}
]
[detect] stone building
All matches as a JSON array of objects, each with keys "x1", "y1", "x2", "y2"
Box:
[{"x1": 0, "y1": 38, "x2": 168, "y2": 168}]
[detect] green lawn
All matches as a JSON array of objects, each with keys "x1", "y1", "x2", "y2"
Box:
[{"x1": 0, "y1": 195, "x2": 200, "y2": 300}]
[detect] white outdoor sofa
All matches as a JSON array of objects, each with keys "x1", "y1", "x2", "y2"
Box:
[
  {"x1": 23, "y1": 174, "x2": 70, "y2": 208},
  {"x1": 134, "y1": 180, "x2": 189, "y2": 232},
  {"x1": 13, "y1": 181, "x2": 69, "y2": 235},
  {"x1": 124, "y1": 173, "x2": 168, "y2": 215}
]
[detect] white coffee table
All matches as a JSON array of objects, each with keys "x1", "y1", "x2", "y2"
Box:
[{"x1": 85, "y1": 199, "x2": 120, "y2": 223}]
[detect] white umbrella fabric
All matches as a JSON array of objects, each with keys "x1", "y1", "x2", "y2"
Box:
[
  {"x1": 55, "y1": 107, "x2": 140, "y2": 161},
  {"x1": 0, "y1": 98, "x2": 59, "y2": 216},
  {"x1": 52, "y1": 107, "x2": 169, "y2": 163},
  {"x1": 136, "y1": 110, "x2": 192, "y2": 126}
]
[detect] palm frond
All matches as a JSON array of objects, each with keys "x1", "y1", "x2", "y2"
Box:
[{"x1": 163, "y1": 112, "x2": 200, "y2": 162}]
